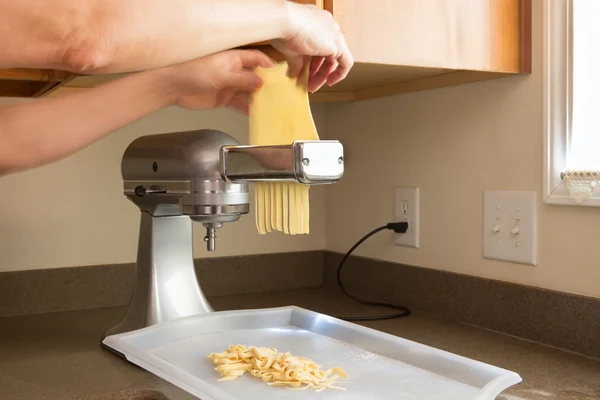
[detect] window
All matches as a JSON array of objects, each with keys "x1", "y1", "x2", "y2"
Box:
[{"x1": 544, "y1": 0, "x2": 600, "y2": 206}]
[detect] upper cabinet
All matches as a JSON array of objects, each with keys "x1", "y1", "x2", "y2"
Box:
[
  {"x1": 311, "y1": 0, "x2": 531, "y2": 102},
  {"x1": 0, "y1": 68, "x2": 74, "y2": 98},
  {"x1": 0, "y1": 0, "x2": 531, "y2": 103}
]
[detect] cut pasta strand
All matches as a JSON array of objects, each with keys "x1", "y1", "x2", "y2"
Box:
[{"x1": 209, "y1": 344, "x2": 348, "y2": 392}]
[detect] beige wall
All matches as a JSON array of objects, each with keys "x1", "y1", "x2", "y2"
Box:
[
  {"x1": 324, "y1": 0, "x2": 600, "y2": 299},
  {"x1": 0, "y1": 105, "x2": 326, "y2": 271}
]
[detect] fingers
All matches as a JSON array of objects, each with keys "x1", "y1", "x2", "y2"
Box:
[
  {"x1": 221, "y1": 70, "x2": 265, "y2": 92},
  {"x1": 216, "y1": 89, "x2": 250, "y2": 115},
  {"x1": 310, "y1": 56, "x2": 325, "y2": 77},
  {"x1": 308, "y1": 56, "x2": 338, "y2": 92},
  {"x1": 235, "y1": 92, "x2": 251, "y2": 105},
  {"x1": 283, "y1": 3, "x2": 353, "y2": 91},
  {"x1": 276, "y1": 3, "x2": 354, "y2": 90},
  {"x1": 224, "y1": 90, "x2": 251, "y2": 115},
  {"x1": 325, "y1": 37, "x2": 354, "y2": 86},
  {"x1": 234, "y1": 49, "x2": 277, "y2": 69},
  {"x1": 308, "y1": 35, "x2": 353, "y2": 91},
  {"x1": 286, "y1": 54, "x2": 305, "y2": 79},
  {"x1": 227, "y1": 97, "x2": 249, "y2": 115}
]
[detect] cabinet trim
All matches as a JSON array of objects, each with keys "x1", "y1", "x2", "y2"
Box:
[
  {"x1": 310, "y1": 70, "x2": 512, "y2": 103},
  {"x1": 0, "y1": 69, "x2": 72, "y2": 82},
  {"x1": 520, "y1": 0, "x2": 533, "y2": 73}
]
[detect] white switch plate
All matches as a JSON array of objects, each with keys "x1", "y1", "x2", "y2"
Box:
[
  {"x1": 483, "y1": 190, "x2": 537, "y2": 265},
  {"x1": 394, "y1": 187, "x2": 419, "y2": 248}
]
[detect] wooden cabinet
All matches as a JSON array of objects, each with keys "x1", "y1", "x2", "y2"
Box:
[
  {"x1": 311, "y1": 0, "x2": 531, "y2": 102},
  {"x1": 1, "y1": 0, "x2": 531, "y2": 103},
  {"x1": 0, "y1": 69, "x2": 74, "y2": 98}
]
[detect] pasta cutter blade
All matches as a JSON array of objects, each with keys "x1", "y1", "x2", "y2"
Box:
[{"x1": 220, "y1": 140, "x2": 344, "y2": 184}]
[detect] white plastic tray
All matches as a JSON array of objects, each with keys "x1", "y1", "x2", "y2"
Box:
[{"x1": 102, "y1": 306, "x2": 521, "y2": 400}]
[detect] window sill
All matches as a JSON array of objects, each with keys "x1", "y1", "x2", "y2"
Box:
[{"x1": 544, "y1": 183, "x2": 600, "y2": 207}]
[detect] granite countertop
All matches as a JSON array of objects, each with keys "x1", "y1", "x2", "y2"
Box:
[{"x1": 1, "y1": 288, "x2": 599, "y2": 400}]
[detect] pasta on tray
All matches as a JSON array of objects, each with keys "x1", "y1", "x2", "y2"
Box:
[{"x1": 209, "y1": 344, "x2": 348, "y2": 392}]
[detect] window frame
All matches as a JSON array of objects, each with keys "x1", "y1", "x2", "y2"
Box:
[{"x1": 543, "y1": 0, "x2": 600, "y2": 206}]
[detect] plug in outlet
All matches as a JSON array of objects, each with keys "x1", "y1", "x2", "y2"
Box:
[{"x1": 394, "y1": 187, "x2": 419, "y2": 248}]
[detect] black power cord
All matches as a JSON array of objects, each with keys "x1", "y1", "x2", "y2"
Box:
[{"x1": 336, "y1": 222, "x2": 412, "y2": 322}]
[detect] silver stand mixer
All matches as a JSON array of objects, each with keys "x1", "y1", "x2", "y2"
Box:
[{"x1": 104, "y1": 129, "x2": 343, "y2": 338}]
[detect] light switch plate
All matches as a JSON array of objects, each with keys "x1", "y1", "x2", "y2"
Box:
[
  {"x1": 483, "y1": 190, "x2": 537, "y2": 265},
  {"x1": 394, "y1": 187, "x2": 419, "y2": 248}
]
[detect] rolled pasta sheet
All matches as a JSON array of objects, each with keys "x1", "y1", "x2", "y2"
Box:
[{"x1": 249, "y1": 62, "x2": 319, "y2": 236}]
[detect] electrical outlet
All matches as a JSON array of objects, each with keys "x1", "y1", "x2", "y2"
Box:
[
  {"x1": 394, "y1": 187, "x2": 419, "y2": 248},
  {"x1": 483, "y1": 190, "x2": 537, "y2": 265}
]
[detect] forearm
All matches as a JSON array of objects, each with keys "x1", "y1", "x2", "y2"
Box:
[
  {"x1": 0, "y1": 0, "x2": 290, "y2": 73},
  {"x1": 0, "y1": 69, "x2": 178, "y2": 175}
]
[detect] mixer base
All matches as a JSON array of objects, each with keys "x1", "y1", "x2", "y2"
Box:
[{"x1": 104, "y1": 212, "x2": 213, "y2": 338}]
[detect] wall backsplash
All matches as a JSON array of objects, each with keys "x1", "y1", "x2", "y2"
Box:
[
  {"x1": 323, "y1": 0, "x2": 600, "y2": 299},
  {"x1": 0, "y1": 104, "x2": 326, "y2": 271}
]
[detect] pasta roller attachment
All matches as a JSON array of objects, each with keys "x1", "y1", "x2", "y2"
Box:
[{"x1": 220, "y1": 140, "x2": 344, "y2": 184}]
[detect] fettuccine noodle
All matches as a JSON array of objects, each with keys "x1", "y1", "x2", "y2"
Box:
[{"x1": 209, "y1": 344, "x2": 348, "y2": 392}]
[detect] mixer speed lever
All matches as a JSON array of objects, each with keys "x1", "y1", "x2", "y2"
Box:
[{"x1": 134, "y1": 185, "x2": 167, "y2": 197}]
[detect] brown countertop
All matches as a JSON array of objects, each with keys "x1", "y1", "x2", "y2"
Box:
[{"x1": 1, "y1": 288, "x2": 599, "y2": 400}]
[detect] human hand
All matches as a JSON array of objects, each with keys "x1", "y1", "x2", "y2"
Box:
[
  {"x1": 170, "y1": 50, "x2": 276, "y2": 114},
  {"x1": 270, "y1": 2, "x2": 354, "y2": 93}
]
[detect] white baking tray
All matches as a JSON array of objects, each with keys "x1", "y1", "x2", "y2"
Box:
[{"x1": 102, "y1": 306, "x2": 521, "y2": 400}]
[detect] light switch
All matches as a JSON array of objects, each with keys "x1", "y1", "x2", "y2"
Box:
[{"x1": 483, "y1": 190, "x2": 537, "y2": 265}]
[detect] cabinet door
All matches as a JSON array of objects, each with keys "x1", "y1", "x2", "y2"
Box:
[{"x1": 323, "y1": 0, "x2": 528, "y2": 73}]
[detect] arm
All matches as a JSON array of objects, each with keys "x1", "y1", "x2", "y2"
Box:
[
  {"x1": 0, "y1": 0, "x2": 287, "y2": 72},
  {"x1": 0, "y1": 69, "x2": 179, "y2": 175},
  {"x1": 0, "y1": 50, "x2": 274, "y2": 176},
  {"x1": 0, "y1": 0, "x2": 352, "y2": 91}
]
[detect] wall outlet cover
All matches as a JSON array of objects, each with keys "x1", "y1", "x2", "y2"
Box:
[{"x1": 394, "y1": 187, "x2": 420, "y2": 248}]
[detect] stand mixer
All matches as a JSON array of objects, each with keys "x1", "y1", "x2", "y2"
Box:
[{"x1": 104, "y1": 129, "x2": 344, "y2": 338}]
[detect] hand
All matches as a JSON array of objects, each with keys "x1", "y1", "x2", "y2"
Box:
[
  {"x1": 170, "y1": 50, "x2": 276, "y2": 114},
  {"x1": 270, "y1": 2, "x2": 354, "y2": 93}
]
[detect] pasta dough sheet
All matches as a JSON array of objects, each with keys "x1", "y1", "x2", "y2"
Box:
[{"x1": 249, "y1": 62, "x2": 318, "y2": 235}]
